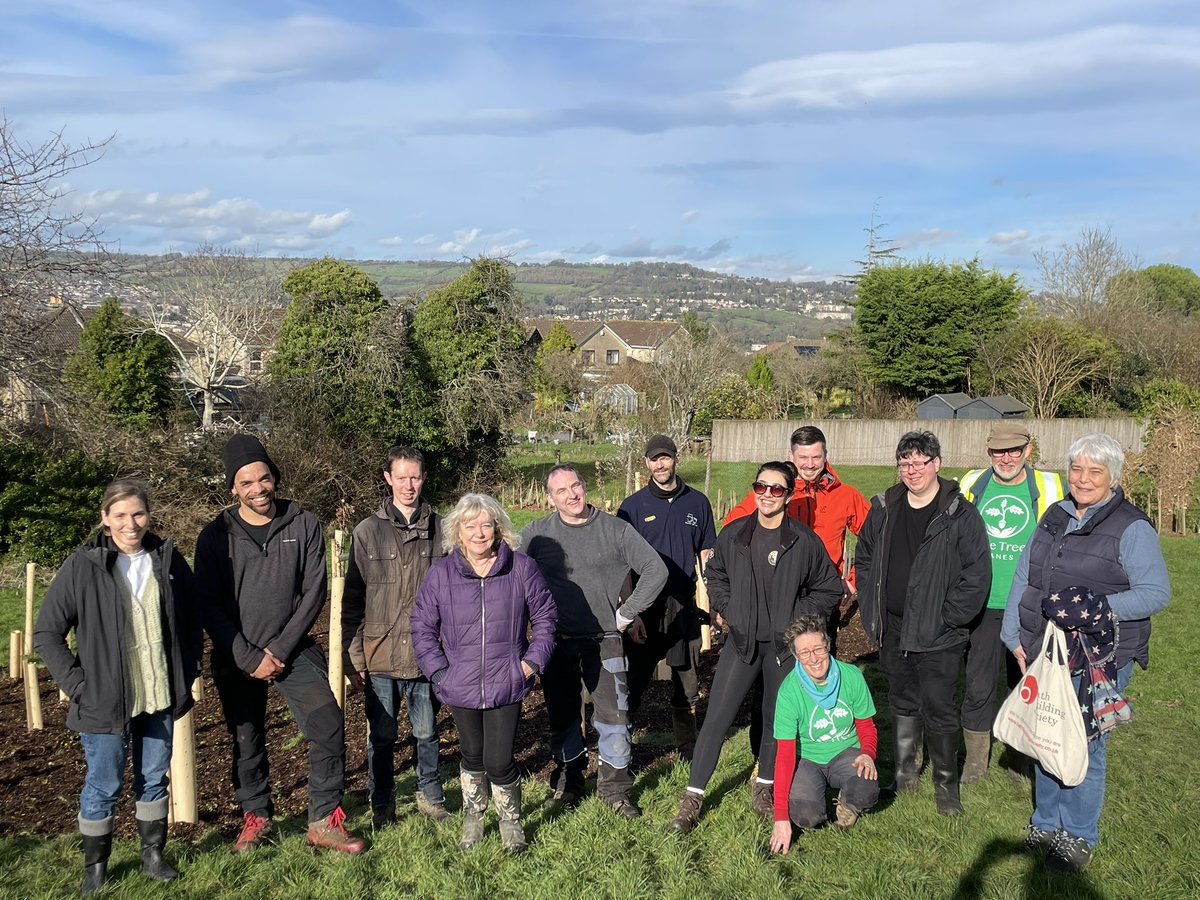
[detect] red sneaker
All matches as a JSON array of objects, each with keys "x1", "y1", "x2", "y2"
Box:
[
  {"x1": 232, "y1": 811, "x2": 274, "y2": 853},
  {"x1": 306, "y1": 806, "x2": 366, "y2": 855}
]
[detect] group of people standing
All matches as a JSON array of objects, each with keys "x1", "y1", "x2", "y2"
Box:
[{"x1": 34, "y1": 422, "x2": 1169, "y2": 893}]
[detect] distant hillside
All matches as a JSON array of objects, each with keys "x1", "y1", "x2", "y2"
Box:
[{"x1": 58, "y1": 255, "x2": 856, "y2": 348}]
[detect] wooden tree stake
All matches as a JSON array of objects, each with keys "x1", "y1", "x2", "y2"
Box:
[
  {"x1": 328, "y1": 530, "x2": 348, "y2": 709},
  {"x1": 10, "y1": 631, "x2": 22, "y2": 680},
  {"x1": 24, "y1": 564, "x2": 43, "y2": 730},
  {"x1": 694, "y1": 555, "x2": 712, "y2": 653},
  {"x1": 168, "y1": 683, "x2": 198, "y2": 825}
]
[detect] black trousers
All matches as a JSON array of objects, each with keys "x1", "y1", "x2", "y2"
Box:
[
  {"x1": 449, "y1": 702, "x2": 522, "y2": 786},
  {"x1": 961, "y1": 608, "x2": 1022, "y2": 732},
  {"x1": 211, "y1": 642, "x2": 346, "y2": 821},
  {"x1": 879, "y1": 613, "x2": 962, "y2": 735},
  {"x1": 688, "y1": 640, "x2": 789, "y2": 791}
]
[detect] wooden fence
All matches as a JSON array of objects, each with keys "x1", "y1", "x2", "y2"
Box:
[{"x1": 712, "y1": 418, "x2": 1149, "y2": 469}]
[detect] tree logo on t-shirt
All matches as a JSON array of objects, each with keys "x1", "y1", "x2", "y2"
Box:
[{"x1": 980, "y1": 494, "x2": 1031, "y2": 540}]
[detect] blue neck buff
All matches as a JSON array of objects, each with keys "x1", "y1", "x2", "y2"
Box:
[{"x1": 794, "y1": 656, "x2": 840, "y2": 709}]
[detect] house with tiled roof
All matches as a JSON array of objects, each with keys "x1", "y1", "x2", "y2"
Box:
[{"x1": 576, "y1": 320, "x2": 682, "y2": 373}]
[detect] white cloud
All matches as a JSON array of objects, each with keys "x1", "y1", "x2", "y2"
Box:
[
  {"x1": 894, "y1": 227, "x2": 960, "y2": 248},
  {"x1": 412, "y1": 234, "x2": 438, "y2": 246},
  {"x1": 377, "y1": 235, "x2": 405, "y2": 246},
  {"x1": 681, "y1": 209, "x2": 699, "y2": 222},
  {"x1": 184, "y1": 15, "x2": 390, "y2": 86},
  {"x1": 71, "y1": 186, "x2": 352, "y2": 250},
  {"x1": 439, "y1": 228, "x2": 483, "y2": 254},
  {"x1": 989, "y1": 229, "x2": 1031, "y2": 245}
]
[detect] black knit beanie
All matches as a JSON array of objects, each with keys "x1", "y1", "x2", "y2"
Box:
[{"x1": 221, "y1": 434, "x2": 280, "y2": 490}]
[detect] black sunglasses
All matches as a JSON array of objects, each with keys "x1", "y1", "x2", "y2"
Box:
[{"x1": 752, "y1": 481, "x2": 788, "y2": 498}]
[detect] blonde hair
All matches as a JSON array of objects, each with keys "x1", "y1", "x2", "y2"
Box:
[{"x1": 442, "y1": 493, "x2": 520, "y2": 554}]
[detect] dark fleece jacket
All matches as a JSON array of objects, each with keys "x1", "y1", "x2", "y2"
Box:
[
  {"x1": 194, "y1": 499, "x2": 327, "y2": 673},
  {"x1": 34, "y1": 532, "x2": 201, "y2": 734}
]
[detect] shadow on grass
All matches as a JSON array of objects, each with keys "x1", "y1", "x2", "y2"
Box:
[{"x1": 948, "y1": 837, "x2": 1108, "y2": 900}]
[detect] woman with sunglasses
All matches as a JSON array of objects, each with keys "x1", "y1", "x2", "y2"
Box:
[{"x1": 669, "y1": 461, "x2": 843, "y2": 833}]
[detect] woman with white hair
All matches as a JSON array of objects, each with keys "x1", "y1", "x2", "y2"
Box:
[
  {"x1": 1002, "y1": 432, "x2": 1170, "y2": 874},
  {"x1": 411, "y1": 493, "x2": 557, "y2": 854}
]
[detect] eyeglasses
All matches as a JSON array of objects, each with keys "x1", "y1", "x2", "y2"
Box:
[
  {"x1": 795, "y1": 646, "x2": 829, "y2": 662},
  {"x1": 988, "y1": 445, "x2": 1028, "y2": 459},
  {"x1": 751, "y1": 481, "x2": 788, "y2": 498},
  {"x1": 897, "y1": 458, "x2": 935, "y2": 473}
]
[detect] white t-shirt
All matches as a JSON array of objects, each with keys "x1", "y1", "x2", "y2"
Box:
[{"x1": 116, "y1": 549, "x2": 152, "y2": 598}]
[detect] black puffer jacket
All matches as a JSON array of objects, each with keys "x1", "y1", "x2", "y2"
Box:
[
  {"x1": 855, "y1": 477, "x2": 991, "y2": 653},
  {"x1": 705, "y1": 514, "x2": 842, "y2": 663},
  {"x1": 34, "y1": 532, "x2": 202, "y2": 734}
]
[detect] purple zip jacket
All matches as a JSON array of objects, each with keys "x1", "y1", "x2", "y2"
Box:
[{"x1": 411, "y1": 543, "x2": 557, "y2": 709}]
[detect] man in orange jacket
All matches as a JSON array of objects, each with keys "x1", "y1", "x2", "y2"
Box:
[{"x1": 723, "y1": 425, "x2": 869, "y2": 592}]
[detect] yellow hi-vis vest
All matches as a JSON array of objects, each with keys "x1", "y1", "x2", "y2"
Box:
[{"x1": 959, "y1": 465, "x2": 1064, "y2": 523}]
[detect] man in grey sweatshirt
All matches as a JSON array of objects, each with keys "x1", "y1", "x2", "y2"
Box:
[{"x1": 520, "y1": 463, "x2": 667, "y2": 818}]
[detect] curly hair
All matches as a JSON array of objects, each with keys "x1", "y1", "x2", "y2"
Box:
[{"x1": 782, "y1": 614, "x2": 831, "y2": 657}]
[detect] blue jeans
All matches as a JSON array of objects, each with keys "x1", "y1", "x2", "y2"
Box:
[
  {"x1": 79, "y1": 711, "x2": 173, "y2": 822},
  {"x1": 365, "y1": 675, "x2": 442, "y2": 808},
  {"x1": 1031, "y1": 661, "x2": 1134, "y2": 847}
]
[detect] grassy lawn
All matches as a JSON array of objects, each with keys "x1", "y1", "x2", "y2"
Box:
[{"x1": 1, "y1": 519, "x2": 1196, "y2": 897}]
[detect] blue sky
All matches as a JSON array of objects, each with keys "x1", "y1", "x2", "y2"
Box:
[{"x1": 3, "y1": 0, "x2": 1198, "y2": 284}]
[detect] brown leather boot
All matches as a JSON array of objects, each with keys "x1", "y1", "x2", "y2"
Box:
[
  {"x1": 306, "y1": 807, "x2": 366, "y2": 854},
  {"x1": 669, "y1": 790, "x2": 703, "y2": 833}
]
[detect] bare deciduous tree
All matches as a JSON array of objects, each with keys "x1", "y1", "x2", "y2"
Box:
[
  {"x1": 647, "y1": 328, "x2": 739, "y2": 438},
  {"x1": 1, "y1": 117, "x2": 113, "y2": 428},
  {"x1": 1033, "y1": 226, "x2": 1135, "y2": 316},
  {"x1": 135, "y1": 246, "x2": 287, "y2": 429}
]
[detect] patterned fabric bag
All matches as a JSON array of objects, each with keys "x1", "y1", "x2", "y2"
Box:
[{"x1": 1085, "y1": 622, "x2": 1132, "y2": 736}]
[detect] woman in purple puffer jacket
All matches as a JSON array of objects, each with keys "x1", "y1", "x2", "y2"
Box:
[{"x1": 411, "y1": 492, "x2": 556, "y2": 854}]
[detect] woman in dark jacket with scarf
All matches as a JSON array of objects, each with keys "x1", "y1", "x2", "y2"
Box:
[
  {"x1": 1002, "y1": 432, "x2": 1169, "y2": 874},
  {"x1": 34, "y1": 479, "x2": 201, "y2": 894},
  {"x1": 668, "y1": 461, "x2": 843, "y2": 834},
  {"x1": 411, "y1": 492, "x2": 556, "y2": 854}
]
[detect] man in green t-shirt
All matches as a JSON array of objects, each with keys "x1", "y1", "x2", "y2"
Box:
[{"x1": 959, "y1": 423, "x2": 1064, "y2": 784}]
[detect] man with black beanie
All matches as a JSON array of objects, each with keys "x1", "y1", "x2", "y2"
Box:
[{"x1": 195, "y1": 434, "x2": 364, "y2": 855}]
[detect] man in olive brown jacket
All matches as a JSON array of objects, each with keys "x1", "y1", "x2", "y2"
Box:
[{"x1": 343, "y1": 446, "x2": 446, "y2": 828}]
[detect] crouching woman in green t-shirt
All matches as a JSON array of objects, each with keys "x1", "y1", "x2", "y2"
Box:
[{"x1": 768, "y1": 614, "x2": 880, "y2": 854}]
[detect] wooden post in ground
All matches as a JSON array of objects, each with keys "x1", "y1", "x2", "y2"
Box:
[
  {"x1": 168, "y1": 679, "x2": 198, "y2": 824},
  {"x1": 328, "y1": 530, "x2": 348, "y2": 709},
  {"x1": 704, "y1": 443, "x2": 713, "y2": 498},
  {"x1": 10, "y1": 631, "x2": 22, "y2": 680},
  {"x1": 24, "y1": 563, "x2": 43, "y2": 730},
  {"x1": 694, "y1": 555, "x2": 712, "y2": 652}
]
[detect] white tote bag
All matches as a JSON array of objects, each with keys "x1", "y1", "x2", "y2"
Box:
[{"x1": 993, "y1": 622, "x2": 1089, "y2": 786}]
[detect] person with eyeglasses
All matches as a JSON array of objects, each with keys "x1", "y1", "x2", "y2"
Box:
[
  {"x1": 768, "y1": 614, "x2": 879, "y2": 854},
  {"x1": 669, "y1": 462, "x2": 842, "y2": 833},
  {"x1": 854, "y1": 431, "x2": 990, "y2": 816},
  {"x1": 957, "y1": 424, "x2": 1064, "y2": 787}
]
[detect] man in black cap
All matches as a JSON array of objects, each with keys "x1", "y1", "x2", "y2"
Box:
[
  {"x1": 194, "y1": 434, "x2": 364, "y2": 855},
  {"x1": 617, "y1": 435, "x2": 716, "y2": 757}
]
